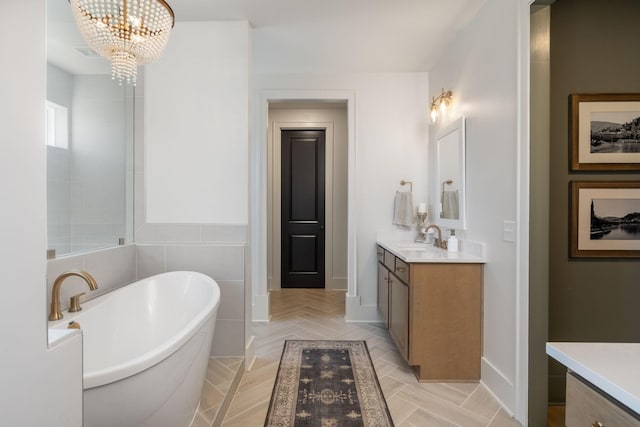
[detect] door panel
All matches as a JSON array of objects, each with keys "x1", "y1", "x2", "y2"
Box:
[
  {"x1": 290, "y1": 141, "x2": 318, "y2": 220},
  {"x1": 290, "y1": 235, "x2": 319, "y2": 272},
  {"x1": 281, "y1": 130, "x2": 325, "y2": 288}
]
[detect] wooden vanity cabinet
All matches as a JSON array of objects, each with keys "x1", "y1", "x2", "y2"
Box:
[
  {"x1": 377, "y1": 245, "x2": 483, "y2": 382},
  {"x1": 565, "y1": 372, "x2": 640, "y2": 427},
  {"x1": 388, "y1": 273, "x2": 409, "y2": 360},
  {"x1": 377, "y1": 263, "x2": 389, "y2": 328}
]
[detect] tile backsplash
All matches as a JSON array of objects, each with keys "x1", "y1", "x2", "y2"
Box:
[
  {"x1": 136, "y1": 243, "x2": 246, "y2": 357},
  {"x1": 46, "y1": 244, "x2": 136, "y2": 314}
]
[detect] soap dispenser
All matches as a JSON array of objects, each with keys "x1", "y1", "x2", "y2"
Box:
[{"x1": 447, "y1": 229, "x2": 458, "y2": 253}]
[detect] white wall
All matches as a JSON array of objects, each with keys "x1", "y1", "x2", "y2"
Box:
[
  {"x1": 0, "y1": 1, "x2": 82, "y2": 425},
  {"x1": 253, "y1": 73, "x2": 429, "y2": 319},
  {"x1": 428, "y1": 0, "x2": 522, "y2": 414},
  {"x1": 140, "y1": 21, "x2": 251, "y2": 357},
  {"x1": 145, "y1": 21, "x2": 250, "y2": 225}
]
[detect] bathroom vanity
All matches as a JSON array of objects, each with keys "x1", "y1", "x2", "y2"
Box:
[
  {"x1": 547, "y1": 342, "x2": 640, "y2": 427},
  {"x1": 376, "y1": 240, "x2": 484, "y2": 382}
]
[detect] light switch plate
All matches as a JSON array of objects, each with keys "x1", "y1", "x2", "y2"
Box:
[{"x1": 503, "y1": 220, "x2": 516, "y2": 242}]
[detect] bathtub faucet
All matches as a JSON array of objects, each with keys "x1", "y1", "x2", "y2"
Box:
[{"x1": 49, "y1": 270, "x2": 98, "y2": 321}]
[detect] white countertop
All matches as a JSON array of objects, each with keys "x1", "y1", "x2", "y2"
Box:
[
  {"x1": 377, "y1": 239, "x2": 485, "y2": 263},
  {"x1": 546, "y1": 342, "x2": 640, "y2": 414},
  {"x1": 48, "y1": 327, "x2": 81, "y2": 349}
]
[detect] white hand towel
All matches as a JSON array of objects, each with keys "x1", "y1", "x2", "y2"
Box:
[
  {"x1": 393, "y1": 191, "x2": 415, "y2": 227},
  {"x1": 442, "y1": 190, "x2": 459, "y2": 219}
]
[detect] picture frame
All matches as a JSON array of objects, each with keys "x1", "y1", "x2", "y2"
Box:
[
  {"x1": 570, "y1": 181, "x2": 640, "y2": 258},
  {"x1": 569, "y1": 93, "x2": 640, "y2": 171}
]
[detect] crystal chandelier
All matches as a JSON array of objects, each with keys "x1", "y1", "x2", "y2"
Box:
[{"x1": 69, "y1": 0, "x2": 175, "y2": 85}]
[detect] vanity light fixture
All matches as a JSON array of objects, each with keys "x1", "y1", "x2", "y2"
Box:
[
  {"x1": 429, "y1": 88, "x2": 453, "y2": 124},
  {"x1": 69, "y1": 0, "x2": 175, "y2": 85}
]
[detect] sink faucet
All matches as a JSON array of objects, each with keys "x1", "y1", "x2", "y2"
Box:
[
  {"x1": 424, "y1": 224, "x2": 445, "y2": 249},
  {"x1": 49, "y1": 270, "x2": 98, "y2": 321}
]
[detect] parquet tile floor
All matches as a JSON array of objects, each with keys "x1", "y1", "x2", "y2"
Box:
[{"x1": 218, "y1": 289, "x2": 523, "y2": 427}]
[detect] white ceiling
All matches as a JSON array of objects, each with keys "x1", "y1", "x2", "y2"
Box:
[{"x1": 47, "y1": 0, "x2": 489, "y2": 75}]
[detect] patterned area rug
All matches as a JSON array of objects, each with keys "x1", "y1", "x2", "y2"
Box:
[{"x1": 264, "y1": 340, "x2": 394, "y2": 427}]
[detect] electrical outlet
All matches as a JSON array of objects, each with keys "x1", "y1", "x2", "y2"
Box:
[{"x1": 503, "y1": 220, "x2": 516, "y2": 243}]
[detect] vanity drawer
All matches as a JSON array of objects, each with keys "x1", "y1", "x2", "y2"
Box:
[
  {"x1": 377, "y1": 246, "x2": 385, "y2": 263},
  {"x1": 566, "y1": 372, "x2": 640, "y2": 427},
  {"x1": 383, "y1": 250, "x2": 395, "y2": 271},
  {"x1": 394, "y1": 258, "x2": 410, "y2": 283}
]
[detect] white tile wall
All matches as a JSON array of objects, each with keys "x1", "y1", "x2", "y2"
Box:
[
  {"x1": 201, "y1": 224, "x2": 248, "y2": 243},
  {"x1": 68, "y1": 75, "x2": 129, "y2": 254},
  {"x1": 46, "y1": 69, "x2": 132, "y2": 257},
  {"x1": 215, "y1": 280, "x2": 245, "y2": 320},
  {"x1": 135, "y1": 243, "x2": 246, "y2": 357},
  {"x1": 165, "y1": 245, "x2": 245, "y2": 281},
  {"x1": 84, "y1": 244, "x2": 136, "y2": 294},
  {"x1": 46, "y1": 64, "x2": 73, "y2": 256},
  {"x1": 210, "y1": 319, "x2": 245, "y2": 356},
  {"x1": 46, "y1": 245, "x2": 136, "y2": 314},
  {"x1": 47, "y1": 146, "x2": 72, "y2": 254},
  {"x1": 135, "y1": 244, "x2": 165, "y2": 278},
  {"x1": 47, "y1": 243, "x2": 246, "y2": 357}
]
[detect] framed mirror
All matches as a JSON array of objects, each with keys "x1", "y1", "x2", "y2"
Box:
[
  {"x1": 46, "y1": 0, "x2": 134, "y2": 258},
  {"x1": 434, "y1": 116, "x2": 466, "y2": 229}
]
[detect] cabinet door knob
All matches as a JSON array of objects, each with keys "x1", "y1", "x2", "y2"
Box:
[{"x1": 590, "y1": 422, "x2": 604, "y2": 427}]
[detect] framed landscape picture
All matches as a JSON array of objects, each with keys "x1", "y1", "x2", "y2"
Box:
[
  {"x1": 570, "y1": 181, "x2": 640, "y2": 258},
  {"x1": 570, "y1": 93, "x2": 640, "y2": 171}
]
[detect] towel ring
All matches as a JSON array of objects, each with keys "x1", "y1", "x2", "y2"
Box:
[{"x1": 400, "y1": 180, "x2": 413, "y2": 192}]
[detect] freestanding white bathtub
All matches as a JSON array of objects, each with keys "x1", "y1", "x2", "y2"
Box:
[{"x1": 51, "y1": 271, "x2": 221, "y2": 427}]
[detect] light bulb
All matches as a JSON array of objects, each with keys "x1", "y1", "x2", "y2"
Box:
[
  {"x1": 439, "y1": 98, "x2": 448, "y2": 116},
  {"x1": 430, "y1": 104, "x2": 438, "y2": 123}
]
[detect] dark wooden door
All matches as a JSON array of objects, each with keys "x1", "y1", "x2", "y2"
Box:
[{"x1": 281, "y1": 130, "x2": 325, "y2": 288}]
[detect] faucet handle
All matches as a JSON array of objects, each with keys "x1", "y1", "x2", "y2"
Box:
[{"x1": 69, "y1": 292, "x2": 86, "y2": 313}]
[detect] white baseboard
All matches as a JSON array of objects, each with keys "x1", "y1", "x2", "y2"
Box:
[
  {"x1": 481, "y1": 357, "x2": 516, "y2": 414},
  {"x1": 345, "y1": 294, "x2": 380, "y2": 322}
]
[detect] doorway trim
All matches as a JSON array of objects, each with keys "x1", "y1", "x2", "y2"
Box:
[
  {"x1": 251, "y1": 90, "x2": 356, "y2": 321},
  {"x1": 271, "y1": 122, "x2": 343, "y2": 291},
  {"x1": 516, "y1": 0, "x2": 534, "y2": 424}
]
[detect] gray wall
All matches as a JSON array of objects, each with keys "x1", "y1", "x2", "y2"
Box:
[{"x1": 548, "y1": 0, "x2": 640, "y2": 403}]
